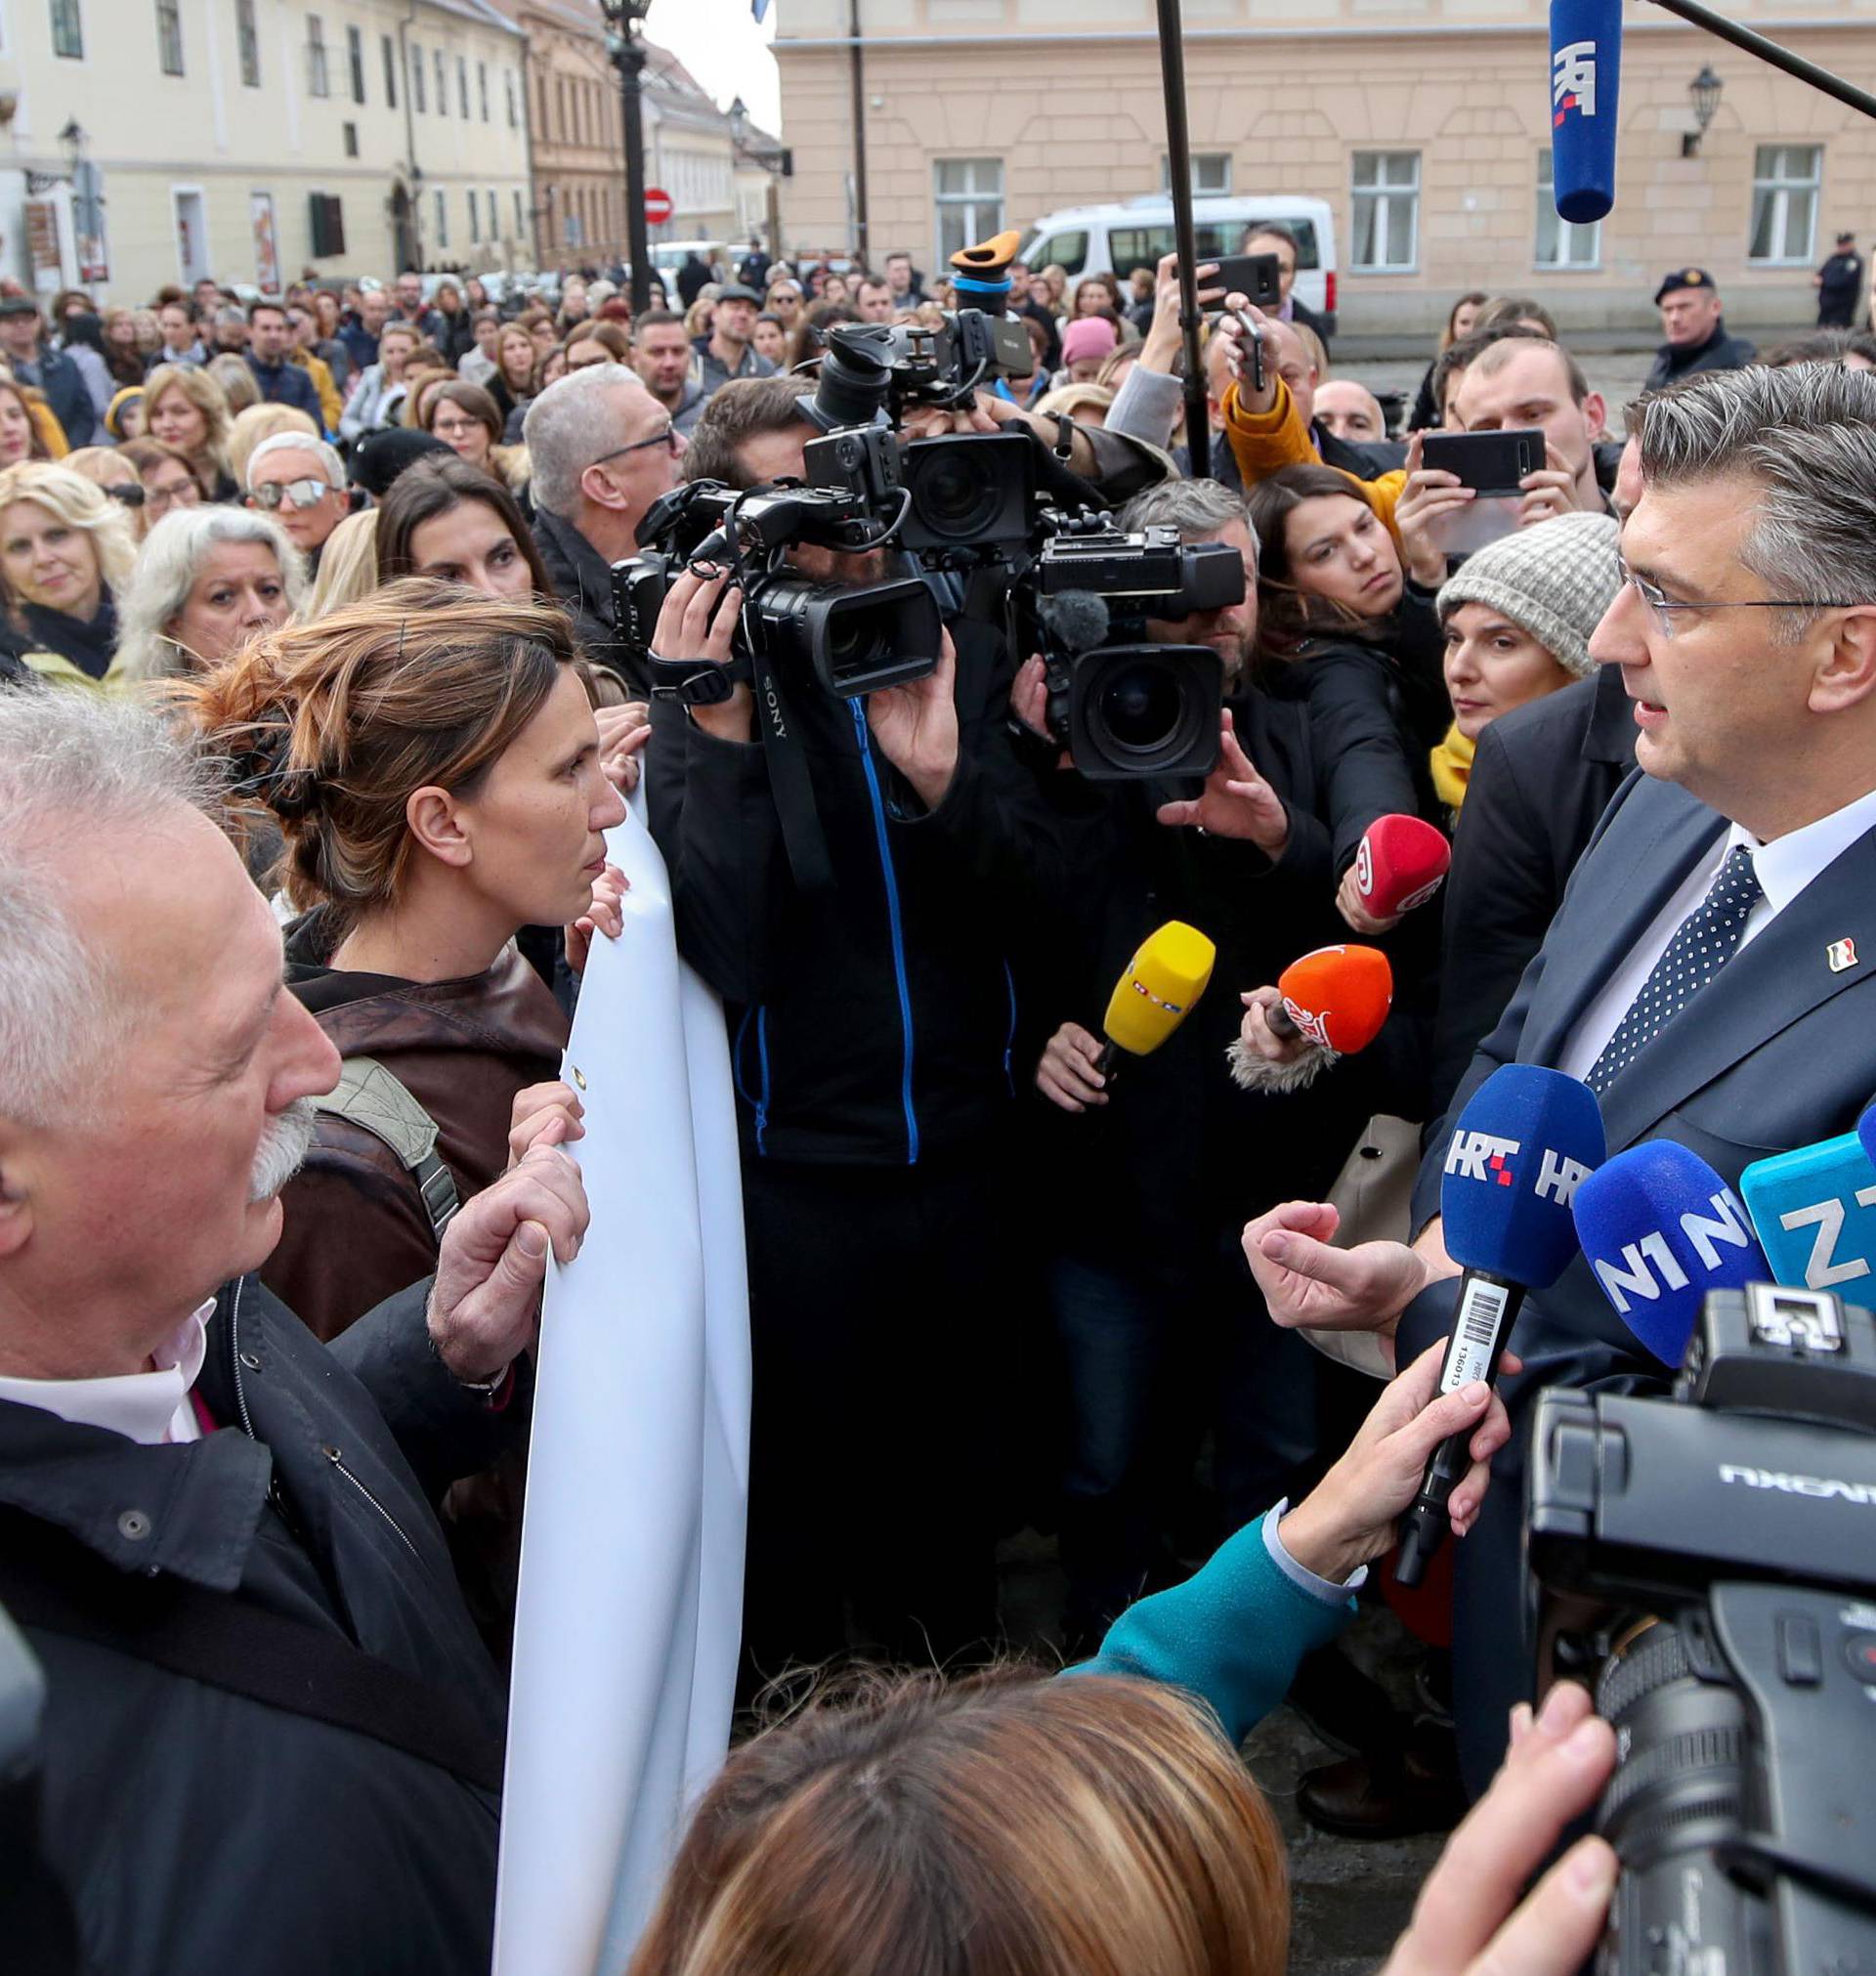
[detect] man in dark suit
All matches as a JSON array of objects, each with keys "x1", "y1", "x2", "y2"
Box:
[
  {"x1": 1241, "y1": 221, "x2": 1333, "y2": 349},
  {"x1": 1239, "y1": 363, "x2": 1876, "y2": 1789}
]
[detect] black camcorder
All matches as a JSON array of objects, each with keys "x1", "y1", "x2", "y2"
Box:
[
  {"x1": 1527, "y1": 1283, "x2": 1876, "y2": 1972},
  {"x1": 1025, "y1": 514, "x2": 1243, "y2": 780}
]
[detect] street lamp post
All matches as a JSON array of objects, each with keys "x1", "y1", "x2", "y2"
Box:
[
  {"x1": 729, "y1": 95, "x2": 790, "y2": 267},
  {"x1": 600, "y1": 0, "x2": 654, "y2": 312},
  {"x1": 1684, "y1": 64, "x2": 1724, "y2": 157}
]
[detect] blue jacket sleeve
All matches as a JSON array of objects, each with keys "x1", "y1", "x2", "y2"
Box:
[{"x1": 1067, "y1": 1511, "x2": 1353, "y2": 1748}]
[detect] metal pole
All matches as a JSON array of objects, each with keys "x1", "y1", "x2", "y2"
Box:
[
  {"x1": 616, "y1": 23, "x2": 653, "y2": 312},
  {"x1": 848, "y1": 0, "x2": 870, "y2": 265},
  {"x1": 1645, "y1": 0, "x2": 1876, "y2": 121},
  {"x1": 1154, "y1": 0, "x2": 1210, "y2": 479}
]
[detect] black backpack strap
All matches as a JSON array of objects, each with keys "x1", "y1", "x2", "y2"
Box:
[{"x1": 0, "y1": 1518, "x2": 504, "y2": 1796}]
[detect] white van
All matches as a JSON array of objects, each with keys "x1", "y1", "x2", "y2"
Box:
[{"x1": 1018, "y1": 194, "x2": 1338, "y2": 332}]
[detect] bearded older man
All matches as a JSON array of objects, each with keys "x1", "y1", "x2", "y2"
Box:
[{"x1": 0, "y1": 691, "x2": 588, "y2": 1974}]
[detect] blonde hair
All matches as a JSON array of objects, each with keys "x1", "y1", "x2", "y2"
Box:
[
  {"x1": 229, "y1": 402, "x2": 319, "y2": 489},
  {"x1": 630, "y1": 1668, "x2": 1289, "y2": 1976},
  {"x1": 300, "y1": 507, "x2": 379, "y2": 621},
  {"x1": 1034, "y1": 382, "x2": 1116, "y2": 423},
  {"x1": 144, "y1": 363, "x2": 234, "y2": 478},
  {"x1": 179, "y1": 580, "x2": 580, "y2": 924},
  {"x1": 207, "y1": 353, "x2": 260, "y2": 414},
  {"x1": 0, "y1": 461, "x2": 139, "y2": 618}
]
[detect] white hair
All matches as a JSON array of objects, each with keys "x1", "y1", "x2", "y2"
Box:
[
  {"x1": 0, "y1": 689, "x2": 214, "y2": 1127},
  {"x1": 523, "y1": 363, "x2": 654, "y2": 516},
  {"x1": 115, "y1": 504, "x2": 306, "y2": 684},
  {"x1": 245, "y1": 429, "x2": 345, "y2": 491}
]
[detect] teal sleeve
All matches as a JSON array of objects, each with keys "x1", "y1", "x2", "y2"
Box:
[{"x1": 1067, "y1": 1511, "x2": 1354, "y2": 1748}]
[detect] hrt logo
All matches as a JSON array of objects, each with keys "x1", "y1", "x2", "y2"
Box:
[
  {"x1": 1535, "y1": 1149, "x2": 1592, "y2": 1207},
  {"x1": 1446, "y1": 1131, "x2": 1520, "y2": 1185},
  {"x1": 1553, "y1": 40, "x2": 1598, "y2": 125}
]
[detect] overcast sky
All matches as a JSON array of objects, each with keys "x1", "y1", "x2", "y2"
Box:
[{"x1": 645, "y1": 0, "x2": 783, "y2": 135}]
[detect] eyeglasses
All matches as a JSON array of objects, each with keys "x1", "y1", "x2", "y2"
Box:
[
  {"x1": 1617, "y1": 557, "x2": 1858, "y2": 640},
  {"x1": 248, "y1": 477, "x2": 334, "y2": 512},
  {"x1": 432, "y1": 416, "x2": 484, "y2": 439},
  {"x1": 590, "y1": 423, "x2": 680, "y2": 468}
]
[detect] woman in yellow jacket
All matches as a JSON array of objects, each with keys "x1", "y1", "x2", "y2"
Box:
[{"x1": 0, "y1": 460, "x2": 139, "y2": 688}]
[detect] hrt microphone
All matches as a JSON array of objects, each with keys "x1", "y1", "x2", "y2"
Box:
[
  {"x1": 1740, "y1": 1122, "x2": 1876, "y2": 1292},
  {"x1": 1098, "y1": 921, "x2": 1216, "y2": 1077},
  {"x1": 1355, "y1": 814, "x2": 1451, "y2": 920},
  {"x1": 1573, "y1": 1140, "x2": 1769, "y2": 1368},
  {"x1": 1394, "y1": 1064, "x2": 1604, "y2": 1587},
  {"x1": 1550, "y1": 0, "x2": 1622, "y2": 224},
  {"x1": 1227, "y1": 943, "x2": 1392, "y2": 1095}
]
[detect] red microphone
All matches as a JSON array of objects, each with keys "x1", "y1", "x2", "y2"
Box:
[
  {"x1": 1355, "y1": 815, "x2": 1451, "y2": 919},
  {"x1": 1230, "y1": 944, "x2": 1393, "y2": 1094}
]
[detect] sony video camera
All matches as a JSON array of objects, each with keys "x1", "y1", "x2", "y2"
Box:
[
  {"x1": 1526, "y1": 1282, "x2": 1876, "y2": 1973},
  {"x1": 1023, "y1": 512, "x2": 1244, "y2": 780}
]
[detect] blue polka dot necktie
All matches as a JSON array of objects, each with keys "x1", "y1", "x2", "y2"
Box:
[{"x1": 1586, "y1": 844, "x2": 1764, "y2": 1098}]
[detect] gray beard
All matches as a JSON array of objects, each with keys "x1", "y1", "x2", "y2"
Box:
[{"x1": 248, "y1": 1097, "x2": 319, "y2": 1204}]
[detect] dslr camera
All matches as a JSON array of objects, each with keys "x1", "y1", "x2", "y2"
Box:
[
  {"x1": 1025, "y1": 513, "x2": 1244, "y2": 780},
  {"x1": 1527, "y1": 1282, "x2": 1876, "y2": 1972}
]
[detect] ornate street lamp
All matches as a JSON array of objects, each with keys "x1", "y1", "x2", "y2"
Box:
[
  {"x1": 1684, "y1": 64, "x2": 1724, "y2": 157},
  {"x1": 598, "y1": 0, "x2": 655, "y2": 310}
]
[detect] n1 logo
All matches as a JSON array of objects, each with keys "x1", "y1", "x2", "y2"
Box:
[
  {"x1": 1590, "y1": 1187, "x2": 1757, "y2": 1315},
  {"x1": 1740, "y1": 1135, "x2": 1876, "y2": 1293}
]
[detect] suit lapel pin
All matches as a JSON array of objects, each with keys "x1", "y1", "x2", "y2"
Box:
[{"x1": 1828, "y1": 937, "x2": 1858, "y2": 973}]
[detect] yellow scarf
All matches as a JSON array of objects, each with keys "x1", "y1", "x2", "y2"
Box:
[{"x1": 1429, "y1": 722, "x2": 1475, "y2": 811}]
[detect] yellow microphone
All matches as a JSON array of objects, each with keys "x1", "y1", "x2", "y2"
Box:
[{"x1": 1099, "y1": 921, "x2": 1217, "y2": 1077}]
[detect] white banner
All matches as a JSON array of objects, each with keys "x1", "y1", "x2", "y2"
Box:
[{"x1": 493, "y1": 792, "x2": 750, "y2": 1974}]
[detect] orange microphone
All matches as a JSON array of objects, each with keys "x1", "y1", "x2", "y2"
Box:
[{"x1": 1229, "y1": 944, "x2": 1393, "y2": 1094}]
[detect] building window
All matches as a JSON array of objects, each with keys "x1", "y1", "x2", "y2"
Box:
[
  {"x1": 487, "y1": 189, "x2": 497, "y2": 240},
  {"x1": 410, "y1": 42, "x2": 425, "y2": 111},
  {"x1": 933, "y1": 157, "x2": 1003, "y2": 264},
  {"x1": 156, "y1": 0, "x2": 185, "y2": 71},
  {"x1": 556, "y1": 78, "x2": 567, "y2": 140},
  {"x1": 435, "y1": 49, "x2": 446, "y2": 113},
  {"x1": 434, "y1": 188, "x2": 448, "y2": 248},
  {"x1": 1750, "y1": 144, "x2": 1821, "y2": 264},
  {"x1": 236, "y1": 0, "x2": 260, "y2": 85},
  {"x1": 468, "y1": 189, "x2": 480, "y2": 243},
  {"x1": 1535, "y1": 150, "x2": 1599, "y2": 269},
  {"x1": 478, "y1": 60, "x2": 489, "y2": 121},
  {"x1": 51, "y1": 0, "x2": 82, "y2": 58},
  {"x1": 1161, "y1": 152, "x2": 1231, "y2": 195},
  {"x1": 380, "y1": 32, "x2": 397, "y2": 107},
  {"x1": 1351, "y1": 150, "x2": 1419, "y2": 272},
  {"x1": 505, "y1": 67, "x2": 518, "y2": 129},
  {"x1": 346, "y1": 23, "x2": 363, "y2": 103},
  {"x1": 306, "y1": 15, "x2": 328, "y2": 97},
  {"x1": 342, "y1": 119, "x2": 358, "y2": 157},
  {"x1": 456, "y1": 55, "x2": 468, "y2": 118}
]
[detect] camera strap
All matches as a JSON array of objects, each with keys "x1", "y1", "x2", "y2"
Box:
[
  {"x1": 746, "y1": 633, "x2": 836, "y2": 897},
  {"x1": 646, "y1": 655, "x2": 740, "y2": 708}
]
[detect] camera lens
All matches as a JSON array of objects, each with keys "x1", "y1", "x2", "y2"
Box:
[
  {"x1": 1080, "y1": 648, "x2": 1214, "y2": 773},
  {"x1": 1099, "y1": 663, "x2": 1184, "y2": 754},
  {"x1": 913, "y1": 448, "x2": 1002, "y2": 541}
]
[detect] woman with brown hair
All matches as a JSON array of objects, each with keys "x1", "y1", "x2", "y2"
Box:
[
  {"x1": 487, "y1": 320, "x2": 540, "y2": 430},
  {"x1": 145, "y1": 361, "x2": 238, "y2": 499},
  {"x1": 119, "y1": 435, "x2": 205, "y2": 530},
  {"x1": 0, "y1": 374, "x2": 51, "y2": 466},
  {"x1": 374, "y1": 452, "x2": 551, "y2": 604},
  {"x1": 99, "y1": 306, "x2": 149, "y2": 389},
  {"x1": 420, "y1": 377, "x2": 528, "y2": 490}
]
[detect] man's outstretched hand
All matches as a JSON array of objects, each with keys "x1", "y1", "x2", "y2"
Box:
[{"x1": 1242, "y1": 1200, "x2": 1438, "y2": 1347}]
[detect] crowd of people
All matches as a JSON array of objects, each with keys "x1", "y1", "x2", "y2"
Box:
[{"x1": 3, "y1": 216, "x2": 1873, "y2": 1975}]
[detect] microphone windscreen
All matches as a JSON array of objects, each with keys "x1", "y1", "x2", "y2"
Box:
[
  {"x1": 1574, "y1": 1140, "x2": 1769, "y2": 1367},
  {"x1": 1355, "y1": 814, "x2": 1451, "y2": 918},
  {"x1": 1550, "y1": 0, "x2": 1623, "y2": 224},
  {"x1": 1102, "y1": 921, "x2": 1217, "y2": 1057},
  {"x1": 1740, "y1": 1131, "x2": 1876, "y2": 1292},
  {"x1": 1275, "y1": 944, "x2": 1392, "y2": 1054},
  {"x1": 1439, "y1": 1064, "x2": 1605, "y2": 1286},
  {"x1": 1037, "y1": 589, "x2": 1112, "y2": 655}
]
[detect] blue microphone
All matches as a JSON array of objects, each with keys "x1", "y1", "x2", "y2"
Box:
[
  {"x1": 1394, "y1": 1065, "x2": 1605, "y2": 1586},
  {"x1": 1574, "y1": 1140, "x2": 1769, "y2": 1368},
  {"x1": 1739, "y1": 1127, "x2": 1876, "y2": 1293},
  {"x1": 1550, "y1": 0, "x2": 1622, "y2": 224}
]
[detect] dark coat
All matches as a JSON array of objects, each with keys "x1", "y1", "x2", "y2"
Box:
[
  {"x1": 532, "y1": 502, "x2": 639, "y2": 691},
  {"x1": 1643, "y1": 318, "x2": 1758, "y2": 390},
  {"x1": 19, "y1": 346, "x2": 93, "y2": 448},
  {"x1": 245, "y1": 353, "x2": 324, "y2": 423},
  {"x1": 0, "y1": 597, "x2": 118, "y2": 683},
  {"x1": 675, "y1": 255, "x2": 712, "y2": 308},
  {"x1": 1425, "y1": 664, "x2": 1633, "y2": 1119},
  {"x1": 0, "y1": 1273, "x2": 519, "y2": 1975},
  {"x1": 1292, "y1": 294, "x2": 1333, "y2": 349}
]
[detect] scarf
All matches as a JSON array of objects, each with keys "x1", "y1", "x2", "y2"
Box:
[{"x1": 1429, "y1": 721, "x2": 1475, "y2": 811}]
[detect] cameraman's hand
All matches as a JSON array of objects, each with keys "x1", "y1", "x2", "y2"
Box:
[
  {"x1": 868, "y1": 629, "x2": 959, "y2": 810},
  {"x1": 1009, "y1": 654, "x2": 1074, "y2": 768},
  {"x1": 1278, "y1": 1336, "x2": 1514, "y2": 1580},
  {"x1": 1380, "y1": 1681, "x2": 1618, "y2": 1976},
  {"x1": 901, "y1": 399, "x2": 1000, "y2": 442},
  {"x1": 1241, "y1": 1200, "x2": 1443, "y2": 1344},
  {"x1": 653, "y1": 566, "x2": 750, "y2": 745},
  {"x1": 1213, "y1": 298, "x2": 1276, "y2": 415},
  {"x1": 1140, "y1": 251, "x2": 1223, "y2": 371},
  {"x1": 1517, "y1": 440, "x2": 1584, "y2": 528},
  {"x1": 1336, "y1": 862, "x2": 1404, "y2": 936},
  {"x1": 1036, "y1": 1021, "x2": 1108, "y2": 1113},
  {"x1": 1392, "y1": 432, "x2": 1472, "y2": 587},
  {"x1": 1154, "y1": 708, "x2": 1289, "y2": 856}
]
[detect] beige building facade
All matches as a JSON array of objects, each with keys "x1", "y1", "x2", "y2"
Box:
[{"x1": 777, "y1": 0, "x2": 1876, "y2": 337}]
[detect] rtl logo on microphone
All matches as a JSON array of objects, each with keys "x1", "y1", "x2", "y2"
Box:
[
  {"x1": 1553, "y1": 40, "x2": 1599, "y2": 123},
  {"x1": 1446, "y1": 1131, "x2": 1591, "y2": 1205}
]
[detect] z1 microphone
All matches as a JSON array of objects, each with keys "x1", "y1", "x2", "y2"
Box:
[
  {"x1": 1355, "y1": 814, "x2": 1451, "y2": 920},
  {"x1": 1550, "y1": 0, "x2": 1623, "y2": 224},
  {"x1": 1740, "y1": 1121, "x2": 1876, "y2": 1292},
  {"x1": 1394, "y1": 1064, "x2": 1604, "y2": 1586},
  {"x1": 1098, "y1": 921, "x2": 1217, "y2": 1076},
  {"x1": 1227, "y1": 943, "x2": 1392, "y2": 1095},
  {"x1": 1574, "y1": 1139, "x2": 1769, "y2": 1368}
]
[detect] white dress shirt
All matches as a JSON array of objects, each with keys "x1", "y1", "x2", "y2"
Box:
[
  {"x1": 1558, "y1": 784, "x2": 1876, "y2": 1084},
  {"x1": 0, "y1": 1302, "x2": 214, "y2": 1446}
]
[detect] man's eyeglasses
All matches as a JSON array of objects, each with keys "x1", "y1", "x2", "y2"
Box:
[
  {"x1": 248, "y1": 477, "x2": 335, "y2": 513},
  {"x1": 1617, "y1": 557, "x2": 1858, "y2": 640},
  {"x1": 590, "y1": 423, "x2": 680, "y2": 468}
]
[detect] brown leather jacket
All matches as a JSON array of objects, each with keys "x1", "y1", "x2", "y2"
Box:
[{"x1": 264, "y1": 909, "x2": 568, "y2": 1343}]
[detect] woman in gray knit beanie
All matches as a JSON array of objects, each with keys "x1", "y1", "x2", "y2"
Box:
[{"x1": 1429, "y1": 510, "x2": 1622, "y2": 808}]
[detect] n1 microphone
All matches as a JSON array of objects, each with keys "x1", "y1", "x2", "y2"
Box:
[
  {"x1": 1355, "y1": 814, "x2": 1451, "y2": 920},
  {"x1": 1739, "y1": 1124, "x2": 1876, "y2": 1292},
  {"x1": 1550, "y1": 0, "x2": 1622, "y2": 224},
  {"x1": 1228, "y1": 943, "x2": 1392, "y2": 1095},
  {"x1": 1574, "y1": 1140, "x2": 1769, "y2": 1368},
  {"x1": 1394, "y1": 1064, "x2": 1604, "y2": 1586},
  {"x1": 1099, "y1": 921, "x2": 1216, "y2": 1076}
]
